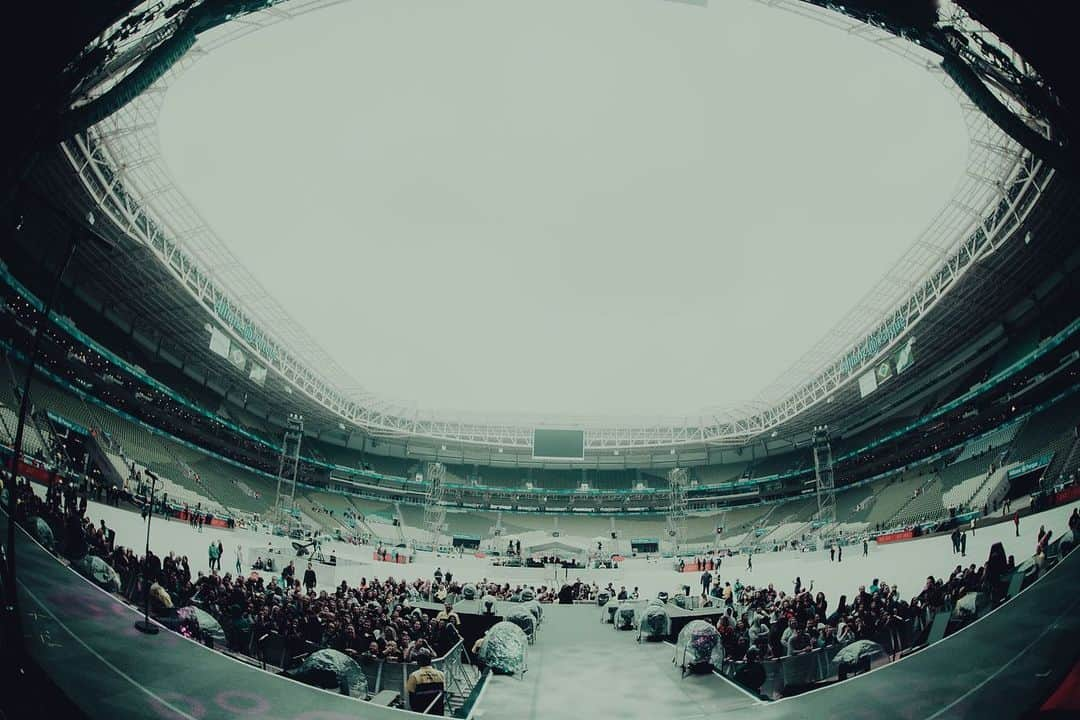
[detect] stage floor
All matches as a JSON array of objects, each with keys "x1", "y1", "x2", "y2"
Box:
[{"x1": 477, "y1": 604, "x2": 757, "y2": 720}]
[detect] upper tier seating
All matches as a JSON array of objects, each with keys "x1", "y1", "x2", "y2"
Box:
[
  {"x1": 954, "y1": 422, "x2": 1021, "y2": 463},
  {"x1": 1010, "y1": 402, "x2": 1079, "y2": 461}
]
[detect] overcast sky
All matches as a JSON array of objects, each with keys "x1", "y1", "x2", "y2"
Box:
[{"x1": 158, "y1": 0, "x2": 968, "y2": 420}]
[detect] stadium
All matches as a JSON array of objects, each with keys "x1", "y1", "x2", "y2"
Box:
[{"x1": 2, "y1": 1, "x2": 1079, "y2": 719}]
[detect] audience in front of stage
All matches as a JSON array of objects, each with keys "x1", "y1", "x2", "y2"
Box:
[{"x1": 3, "y1": 470, "x2": 1055, "y2": 678}]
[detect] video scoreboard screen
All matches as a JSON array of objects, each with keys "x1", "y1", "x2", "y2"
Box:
[{"x1": 532, "y1": 428, "x2": 585, "y2": 460}]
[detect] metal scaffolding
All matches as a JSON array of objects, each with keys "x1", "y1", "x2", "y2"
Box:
[
  {"x1": 813, "y1": 425, "x2": 837, "y2": 532},
  {"x1": 270, "y1": 413, "x2": 304, "y2": 532},
  {"x1": 423, "y1": 462, "x2": 447, "y2": 548},
  {"x1": 666, "y1": 467, "x2": 689, "y2": 553}
]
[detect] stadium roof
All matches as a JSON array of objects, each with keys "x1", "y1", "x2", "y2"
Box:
[
  {"x1": 156, "y1": 0, "x2": 969, "y2": 420},
  {"x1": 33, "y1": 0, "x2": 1065, "y2": 455}
]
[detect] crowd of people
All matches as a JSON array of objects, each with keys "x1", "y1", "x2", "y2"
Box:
[
  {"x1": 694, "y1": 539, "x2": 1021, "y2": 664},
  {"x1": 7, "y1": 468, "x2": 1074, "y2": 688}
]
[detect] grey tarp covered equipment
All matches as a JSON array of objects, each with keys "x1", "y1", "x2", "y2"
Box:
[
  {"x1": 615, "y1": 603, "x2": 638, "y2": 630},
  {"x1": 832, "y1": 639, "x2": 885, "y2": 666},
  {"x1": 178, "y1": 606, "x2": 227, "y2": 646},
  {"x1": 504, "y1": 607, "x2": 536, "y2": 637},
  {"x1": 29, "y1": 517, "x2": 55, "y2": 550},
  {"x1": 73, "y1": 554, "x2": 121, "y2": 592},
  {"x1": 478, "y1": 621, "x2": 528, "y2": 675},
  {"x1": 284, "y1": 648, "x2": 368, "y2": 697},
  {"x1": 638, "y1": 604, "x2": 672, "y2": 640},
  {"x1": 522, "y1": 599, "x2": 543, "y2": 624},
  {"x1": 674, "y1": 620, "x2": 723, "y2": 669}
]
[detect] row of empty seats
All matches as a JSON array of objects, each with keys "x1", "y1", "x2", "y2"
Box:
[
  {"x1": 954, "y1": 422, "x2": 1021, "y2": 463},
  {"x1": 1010, "y1": 401, "x2": 1078, "y2": 461},
  {"x1": 890, "y1": 477, "x2": 946, "y2": 527}
]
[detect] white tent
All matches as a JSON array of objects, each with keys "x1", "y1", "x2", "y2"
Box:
[{"x1": 524, "y1": 536, "x2": 591, "y2": 560}]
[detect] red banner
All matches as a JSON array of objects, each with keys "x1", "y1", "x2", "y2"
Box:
[
  {"x1": 1053, "y1": 484, "x2": 1080, "y2": 506},
  {"x1": 875, "y1": 529, "x2": 915, "y2": 544}
]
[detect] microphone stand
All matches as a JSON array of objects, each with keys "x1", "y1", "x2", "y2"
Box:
[{"x1": 134, "y1": 472, "x2": 159, "y2": 635}]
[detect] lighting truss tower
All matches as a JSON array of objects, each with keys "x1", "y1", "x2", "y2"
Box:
[
  {"x1": 423, "y1": 462, "x2": 447, "y2": 549},
  {"x1": 666, "y1": 467, "x2": 689, "y2": 554},
  {"x1": 271, "y1": 413, "x2": 304, "y2": 532},
  {"x1": 812, "y1": 425, "x2": 837, "y2": 533}
]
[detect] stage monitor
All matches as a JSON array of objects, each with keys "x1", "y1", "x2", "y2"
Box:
[{"x1": 532, "y1": 428, "x2": 584, "y2": 460}]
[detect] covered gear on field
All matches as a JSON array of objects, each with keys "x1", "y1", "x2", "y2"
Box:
[
  {"x1": 284, "y1": 649, "x2": 367, "y2": 697},
  {"x1": 638, "y1": 605, "x2": 672, "y2": 641},
  {"x1": 477, "y1": 621, "x2": 528, "y2": 675},
  {"x1": 673, "y1": 620, "x2": 723, "y2": 673}
]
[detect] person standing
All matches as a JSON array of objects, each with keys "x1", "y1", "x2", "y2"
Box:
[
  {"x1": 303, "y1": 562, "x2": 317, "y2": 593},
  {"x1": 1013, "y1": 511, "x2": 1020, "y2": 537},
  {"x1": 862, "y1": 539, "x2": 869, "y2": 557},
  {"x1": 235, "y1": 544, "x2": 244, "y2": 575},
  {"x1": 208, "y1": 541, "x2": 218, "y2": 571},
  {"x1": 837, "y1": 545, "x2": 843, "y2": 563},
  {"x1": 829, "y1": 545, "x2": 835, "y2": 562},
  {"x1": 746, "y1": 553, "x2": 753, "y2": 572},
  {"x1": 960, "y1": 531, "x2": 967, "y2": 558},
  {"x1": 700, "y1": 569, "x2": 713, "y2": 598}
]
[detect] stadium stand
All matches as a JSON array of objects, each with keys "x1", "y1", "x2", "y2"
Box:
[
  {"x1": 693, "y1": 461, "x2": 750, "y2": 485},
  {"x1": 863, "y1": 471, "x2": 928, "y2": 528},
  {"x1": 938, "y1": 455, "x2": 996, "y2": 494},
  {"x1": 889, "y1": 475, "x2": 946, "y2": 527},
  {"x1": 1010, "y1": 401, "x2": 1079, "y2": 461},
  {"x1": 746, "y1": 452, "x2": 809, "y2": 478},
  {"x1": 954, "y1": 422, "x2": 1021, "y2": 462}
]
